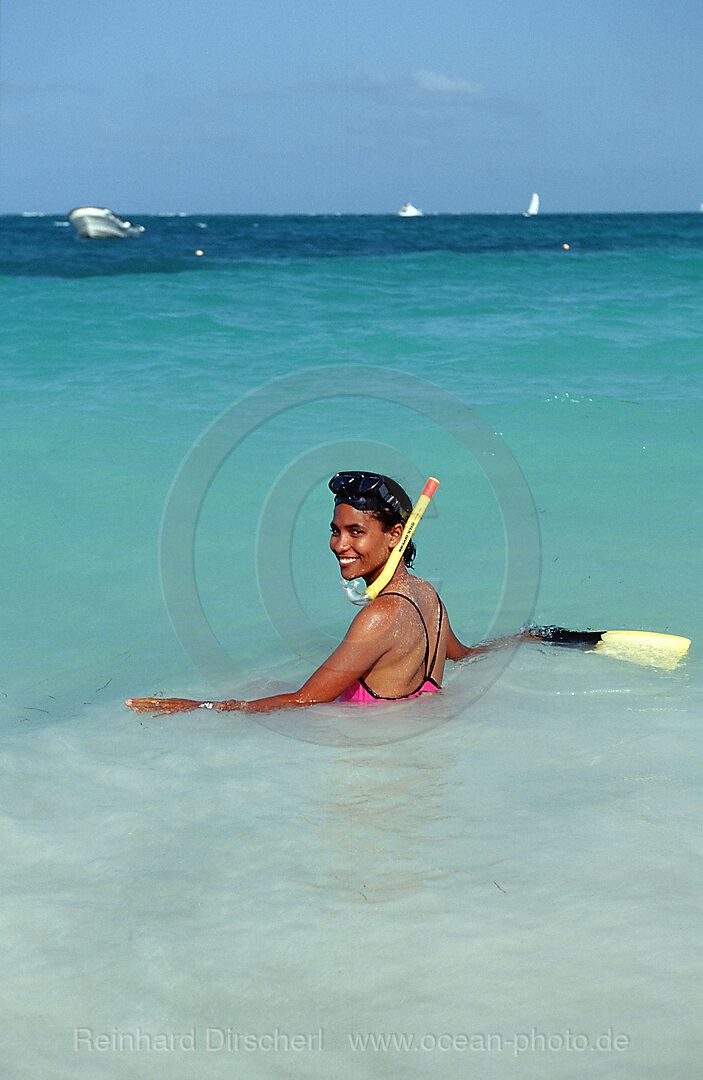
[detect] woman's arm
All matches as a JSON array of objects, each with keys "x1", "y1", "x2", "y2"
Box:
[
  {"x1": 126, "y1": 602, "x2": 395, "y2": 715},
  {"x1": 444, "y1": 613, "x2": 533, "y2": 663},
  {"x1": 445, "y1": 623, "x2": 491, "y2": 661},
  {"x1": 223, "y1": 601, "x2": 397, "y2": 711}
]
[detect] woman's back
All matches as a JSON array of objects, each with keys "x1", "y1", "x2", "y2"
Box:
[{"x1": 340, "y1": 576, "x2": 446, "y2": 701}]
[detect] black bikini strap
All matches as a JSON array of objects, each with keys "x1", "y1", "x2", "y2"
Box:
[
  {"x1": 381, "y1": 591, "x2": 442, "y2": 681},
  {"x1": 427, "y1": 597, "x2": 444, "y2": 679}
]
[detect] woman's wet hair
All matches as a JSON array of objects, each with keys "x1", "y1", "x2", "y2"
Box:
[
  {"x1": 368, "y1": 476, "x2": 416, "y2": 567},
  {"x1": 369, "y1": 507, "x2": 416, "y2": 566}
]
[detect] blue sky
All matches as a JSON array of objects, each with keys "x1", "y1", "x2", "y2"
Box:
[{"x1": 2, "y1": 0, "x2": 702, "y2": 213}]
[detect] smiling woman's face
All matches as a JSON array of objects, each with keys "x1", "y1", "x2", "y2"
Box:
[{"x1": 330, "y1": 503, "x2": 402, "y2": 583}]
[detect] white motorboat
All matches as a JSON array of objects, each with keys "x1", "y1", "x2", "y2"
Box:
[
  {"x1": 67, "y1": 207, "x2": 145, "y2": 238},
  {"x1": 398, "y1": 203, "x2": 424, "y2": 217},
  {"x1": 523, "y1": 192, "x2": 539, "y2": 217}
]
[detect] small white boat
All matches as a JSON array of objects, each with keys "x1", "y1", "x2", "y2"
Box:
[
  {"x1": 398, "y1": 203, "x2": 424, "y2": 217},
  {"x1": 67, "y1": 207, "x2": 145, "y2": 238},
  {"x1": 523, "y1": 192, "x2": 539, "y2": 217}
]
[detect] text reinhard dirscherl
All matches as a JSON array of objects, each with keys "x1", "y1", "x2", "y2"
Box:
[
  {"x1": 74, "y1": 1028, "x2": 323, "y2": 1053},
  {"x1": 74, "y1": 1026, "x2": 630, "y2": 1056}
]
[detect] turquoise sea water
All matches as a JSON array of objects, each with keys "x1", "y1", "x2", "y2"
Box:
[{"x1": 2, "y1": 213, "x2": 702, "y2": 1077}]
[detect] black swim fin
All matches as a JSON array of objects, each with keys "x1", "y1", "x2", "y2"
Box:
[{"x1": 525, "y1": 625, "x2": 604, "y2": 649}]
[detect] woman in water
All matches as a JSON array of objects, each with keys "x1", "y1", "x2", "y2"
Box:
[{"x1": 126, "y1": 472, "x2": 485, "y2": 715}]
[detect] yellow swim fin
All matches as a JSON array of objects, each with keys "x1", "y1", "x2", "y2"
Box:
[
  {"x1": 526, "y1": 625, "x2": 691, "y2": 670},
  {"x1": 594, "y1": 630, "x2": 691, "y2": 670}
]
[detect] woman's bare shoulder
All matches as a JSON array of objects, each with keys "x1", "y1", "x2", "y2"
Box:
[
  {"x1": 345, "y1": 595, "x2": 399, "y2": 638},
  {"x1": 397, "y1": 574, "x2": 442, "y2": 608}
]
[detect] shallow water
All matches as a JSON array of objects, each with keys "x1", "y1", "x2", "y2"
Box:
[{"x1": 1, "y1": 213, "x2": 701, "y2": 1076}]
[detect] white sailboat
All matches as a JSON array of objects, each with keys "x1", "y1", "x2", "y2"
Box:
[
  {"x1": 67, "y1": 207, "x2": 145, "y2": 238},
  {"x1": 523, "y1": 192, "x2": 539, "y2": 217}
]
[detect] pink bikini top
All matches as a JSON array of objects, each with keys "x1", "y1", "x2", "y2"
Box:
[{"x1": 338, "y1": 592, "x2": 443, "y2": 705}]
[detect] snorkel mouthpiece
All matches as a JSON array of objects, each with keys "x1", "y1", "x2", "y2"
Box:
[
  {"x1": 340, "y1": 477, "x2": 439, "y2": 605},
  {"x1": 340, "y1": 576, "x2": 371, "y2": 606}
]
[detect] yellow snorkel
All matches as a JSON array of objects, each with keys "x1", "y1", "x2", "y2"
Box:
[{"x1": 364, "y1": 477, "x2": 439, "y2": 600}]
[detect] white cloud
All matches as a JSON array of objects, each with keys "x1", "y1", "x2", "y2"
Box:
[
  {"x1": 216, "y1": 66, "x2": 489, "y2": 119},
  {"x1": 412, "y1": 69, "x2": 483, "y2": 99},
  {"x1": 285, "y1": 65, "x2": 486, "y2": 108}
]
